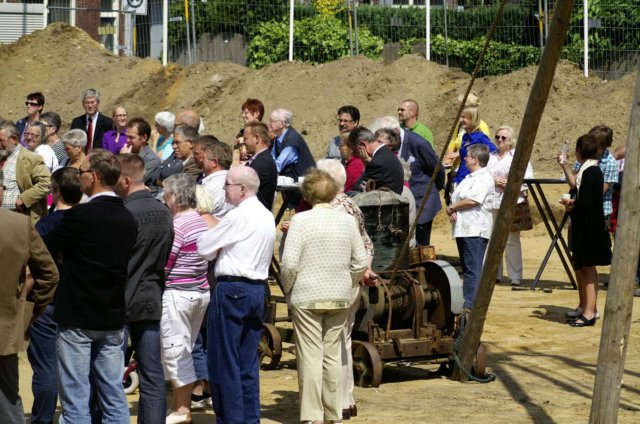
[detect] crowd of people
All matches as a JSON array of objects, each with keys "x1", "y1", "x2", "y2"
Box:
[{"x1": 0, "y1": 88, "x2": 624, "y2": 424}]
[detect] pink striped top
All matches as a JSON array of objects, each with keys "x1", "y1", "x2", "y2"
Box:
[{"x1": 165, "y1": 210, "x2": 209, "y2": 291}]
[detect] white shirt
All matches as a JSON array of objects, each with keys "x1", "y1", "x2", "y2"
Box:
[
  {"x1": 35, "y1": 144, "x2": 60, "y2": 173},
  {"x1": 487, "y1": 149, "x2": 534, "y2": 209},
  {"x1": 201, "y1": 170, "x2": 233, "y2": 218},
  {"x1": 197, "y1": 196, "x2": 275, "y2": 280},
  {"x1": 451, "y1": 167, "x2": 495, "y2": 239}
]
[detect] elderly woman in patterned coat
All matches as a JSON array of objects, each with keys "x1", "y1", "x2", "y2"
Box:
[{"x1": 281, "y1": 169, "x2": 368, "y2": 424}]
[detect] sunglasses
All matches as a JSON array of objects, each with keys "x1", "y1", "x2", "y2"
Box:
[
  {"x1": 494, "y1": 135, "x2": 509, "y2": 141},
  {"x1": 26, "y1": 101, "x2": 40, "y2": 107}
]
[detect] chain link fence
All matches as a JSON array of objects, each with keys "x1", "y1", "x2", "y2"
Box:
[{"x1": 41, "y1": 0, "x2": 640, "y2": 80}]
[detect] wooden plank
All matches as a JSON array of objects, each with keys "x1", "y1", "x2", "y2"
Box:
[
  {"x1": 589, "y1": 63, "x2": 640, "y2": 423},
  {"x1": 451, "y1": 0, "x2": 575, "y2": 381}
]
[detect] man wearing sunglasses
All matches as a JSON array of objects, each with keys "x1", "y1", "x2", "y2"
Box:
[{"x1": 16, "y1": 92, "x2": 45, "y2": 145}]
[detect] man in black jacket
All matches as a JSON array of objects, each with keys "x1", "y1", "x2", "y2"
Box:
[
  {"x1": 244, "y1": 121, "x2": 277, "y2": 211},
  {"x1": 353, "y1": 127, "x2": 404, "y2": 195},
  {"x1": 44, "y1": 149, "x2": 137, "y2": 423},
  {"x1": 115, "y1": 154, "x2": 174, "y2": 423}
]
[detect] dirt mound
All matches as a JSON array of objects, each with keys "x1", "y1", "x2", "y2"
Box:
[{"x1": 1, "y1": 23, "x2": 635, "y2": 178}]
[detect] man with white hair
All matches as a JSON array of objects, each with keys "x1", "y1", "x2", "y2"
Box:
[
  {"x1": 373, "y1": 116, "x2": 444, "y2": 246},
  {"x1": 0, "y1": 119, "x2": 51, "y2": 222},
  {"x1": 197, "y1": 166, "x2": 275, "y2": 424},
  {"x1": 269, "y1": 108, "x2": 315, "y2": 181},
  {"x1": 70, "y1": 89, "x2": 113, "y2": 152}
]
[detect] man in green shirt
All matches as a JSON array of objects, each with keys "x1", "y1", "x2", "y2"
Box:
[{"x1": 398, "y1": 99, "x2": 434, "y2": 149}]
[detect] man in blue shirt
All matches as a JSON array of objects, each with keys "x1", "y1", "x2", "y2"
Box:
[{"x1": 269, "y1": 108, "x2": 315, "y2": 182}]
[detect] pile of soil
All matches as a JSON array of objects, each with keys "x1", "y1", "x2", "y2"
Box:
[{"x1": 1, "y1": 23, "x2": 635, "y2": 180}]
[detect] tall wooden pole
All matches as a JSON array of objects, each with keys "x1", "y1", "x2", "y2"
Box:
[
  {"x1": 451, "y1": 0, "x2": 575, "y2": 381},
  {"x1": 589, "y1": 64, "x2": 640, "y2": 423}
]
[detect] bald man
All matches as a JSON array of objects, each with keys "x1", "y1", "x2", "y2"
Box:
[
  {"x1": 197, "y1": 166, "x2": 275, "y2": 424},
  {"x1": 398, "y1": 99, "x2": 434, "y2": 149},
  {"x1": 175, "y1": 109, "x2": 204, "y2": 134}
]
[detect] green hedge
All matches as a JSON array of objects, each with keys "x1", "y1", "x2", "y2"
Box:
[
  {"x1": 402, "y1": 35, "x2": 541, "y2": 76},
  {"x1": 351, "y1": 5, "x2": 539, "y2": 45},
  {"x1": 247, "y1": 15, "x2": 383, "y2": 69}
]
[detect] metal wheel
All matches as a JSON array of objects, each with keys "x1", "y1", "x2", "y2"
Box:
[
  {"x1": 259, "y1": 323, "x2": 282, "y2": 370},
  {"x1": 352, "y1": 341, "x2": 383, "y2": 388},
  {"x1": 472, "y1": 343, "x2": 487, "y2": 378}
]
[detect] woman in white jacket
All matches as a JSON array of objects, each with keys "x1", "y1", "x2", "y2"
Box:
[{"x1": 487, "y1": 125, "x2": 534, "y2": 286}]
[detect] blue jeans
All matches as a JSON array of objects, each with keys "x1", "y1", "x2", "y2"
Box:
[
  {"x1": 192, "y1": 322, "x2": 208, "y2": 381},
  {"x1": 27, "y1": 304, "x2": 58, "y2": 424},
  {"x1": 124, "y1": 321, "x2": 166, "y2": 424},
  {"x1": 456, "y1": 237, "x2": 489, "y2": 309},
  {"x1": 56, "y1": 326, "x2": 130, "y2": 424},
  {"x1": 0, "y1": 354, "x2": 24, "y2": 424},
  {"x1": 208, "y1": 281, "x2": 264, "y2": 424}
]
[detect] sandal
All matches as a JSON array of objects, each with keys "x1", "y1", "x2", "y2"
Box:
[{"x1": 569, "y1": 314, "x2": 596, "y2": 327}]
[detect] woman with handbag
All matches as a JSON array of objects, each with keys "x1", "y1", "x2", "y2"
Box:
[{"x1": 487, "y1": 126, "x2": 534, "y2": 286}]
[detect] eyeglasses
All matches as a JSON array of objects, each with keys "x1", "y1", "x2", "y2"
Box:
[
  {"x1": 114, "y1": 114, "x2": 127, "y2": 118},
  {"x1": 494, "y1": 135, "x2": 509, "y2": 141},
  {"x1": 223, "y1": 183, "x2": 243, "y2": 190},
  {"x1": 24, "y1": 132, "x2": 40, "y2": 138},
  {"x1": 171, "y1": 139, "x2": 188, "y2": 146},
  {"x1": 83, "y1": 100, "x2": 98, "y2": 105},
  {"x1": 26, "y1": 101, "x2": 40, "y2": 107}
]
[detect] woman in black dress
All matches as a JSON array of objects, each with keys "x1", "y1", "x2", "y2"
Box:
[{"x1": 559, "y1": 134, "x2": 612, "y2": 327}]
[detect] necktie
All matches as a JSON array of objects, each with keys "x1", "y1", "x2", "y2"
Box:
[{"x1": 86, "y1": 116, "x2": 93, "y2": 153}]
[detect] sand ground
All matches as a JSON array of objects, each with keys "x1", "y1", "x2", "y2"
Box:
[{"x1": 17, "y1": 227, "x2": 640, "y2": 423}]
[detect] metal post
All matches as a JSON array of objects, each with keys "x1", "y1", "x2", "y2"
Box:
[
  {"x1": 583, "y1": 0, "x2": 588, "y2": 77},
  {"x1": 354, "y1": 0, "x2": 359, "y2": 56},
  {"x1": 426, "y1": 0, "x2": 431, "y2": 61},
  {"x1": 184, "y1": 0, "x2": 191, "y2": 65},
  {"x1": 132, "y1": 12, "x2": 137, "y2": 57},
  {"x1": 347, "y1": 0, "x2": 353, "y2": 56},
  {"x1": 190, "y1": 0, "x2": 197, "y2": 62},
  {"x1": 544, "y1": 0, "x2": 549, "y2": 40},
  {"x1": 538, "y1": 0, "x2": 544, "y2": 55},
  {"x1": 43, "y1": 0, "x2": 49, "y2": 28},
  {"x1": 162, "y1": 0, "x2": 168, "y2": 66},
  {"x1": 444, "y1": 0, "x2": 449, "y2": 67},
  {"x1": 289, "y1": 0, "x2": 294, "y2": 61}
]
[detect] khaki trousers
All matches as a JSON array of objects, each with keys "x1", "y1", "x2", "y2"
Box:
[{"x1": 292, "y1": 306, "x2": 349, "y2": 422}]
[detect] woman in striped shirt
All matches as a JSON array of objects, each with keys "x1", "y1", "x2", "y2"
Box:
[{"x1": 161, "y1": 173, "x2": 210, "y2": 424}]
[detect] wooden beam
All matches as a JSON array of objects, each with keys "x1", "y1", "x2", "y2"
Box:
[
  {"x1": 589, "y1": 63, "x2": 640, "y2": 423},
  {"x1": 451, "y1": 0, "x2": 575, "y2": 381}
]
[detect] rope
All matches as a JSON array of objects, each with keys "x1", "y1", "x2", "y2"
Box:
[
  {"x1": 390, "y1": 0, "x2": 510, "y2": 283},
  {"x1": 451, "y1": 314, "x2": 496, "y2": 383}
]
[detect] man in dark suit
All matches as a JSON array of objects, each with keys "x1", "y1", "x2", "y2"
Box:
[
  {"x1": 244, "y1": 121, "x2": 277, "y2": 211},
  {"x1": 397, "y1": 124, "x2": 444, "y2": 245},
  {"x1": 70, "y1": 89, "x2": 113, "y2": 152},
  {"x1": 43, "y1": 149, "x2": 137, "y2": 423},
  {"x1": 149, "y1": 125, "x2": 202, "y2": 196},
  {"x1": 353, "y1": 127, "x2": 404, "y2": 195},
  {"x1": 269, "y1": 108, "x2": 315, "y2": 182}
]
